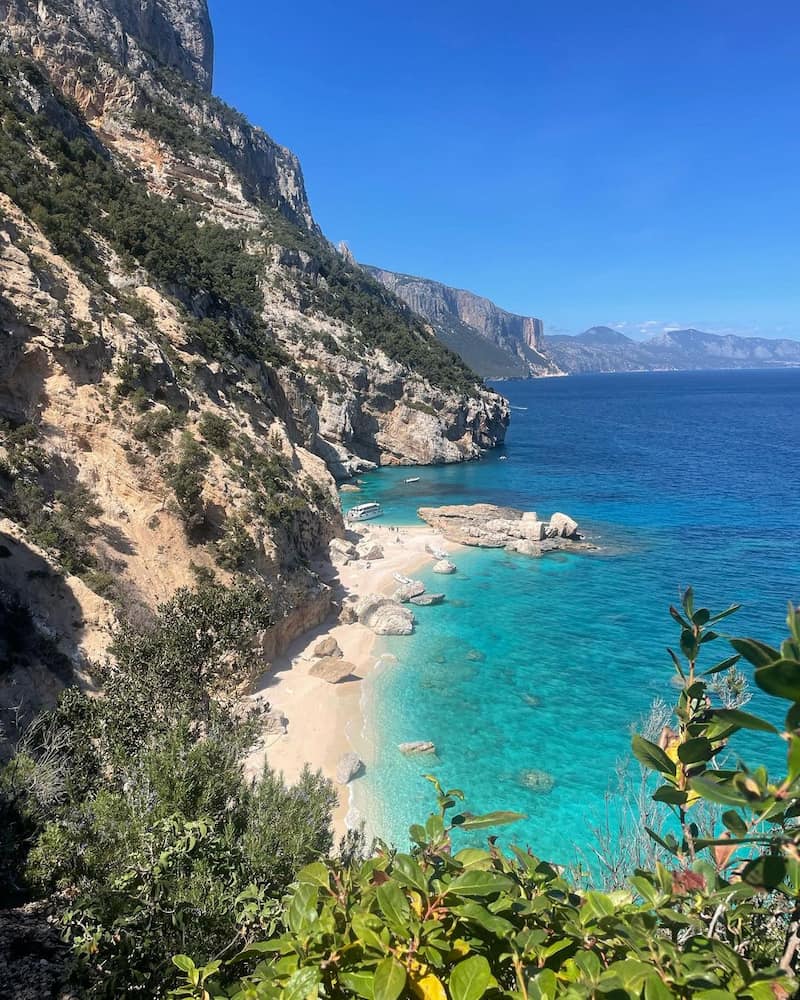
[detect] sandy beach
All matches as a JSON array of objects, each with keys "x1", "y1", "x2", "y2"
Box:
[{"x1": 245, "y1": 519, "x2": 461, "y2": 836}]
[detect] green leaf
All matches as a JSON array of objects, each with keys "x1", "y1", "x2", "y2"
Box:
[
  {"x1": 678, "y1": 737, "x2": 714, "y2": 764},
  {"x1": 447, "y1": 870, "x2": 514, "y2": 897},
  {"x1": 713, "y1": 708, "x2": 777, "y2": 733},
  {"x1": 282, "y1": 966, "x2": 321, "y2": 1000},
  {"x1": 707, "y1": 604, "x2": 741, "y2": 626},
  {"x1": 703, "y1": 654, "x2": 741, "y2": 676},
  {"x1": 286, "y1": 883, "x2": 318, "y2": 935},
  {"x1": 296, "y1": 862, "x2": 331, "y2": 889},
  {"x1": 653, "y1": 785, "x2": 688, "y2": 805},
  {"x1": 376, "y1": 881, "x2": 410, "y2": 928},
  {"x1": 721, "y1": 810, "x2": 748, "y2": 837},
  {"x1": 755, "y1": 658, "x2": 800, "y2": 701},
  {"x1": 340, "y1": 972, "x2": 375, "y2": 1000},
  {"x1": 172, "y1": 955, "x2": 196, "y2": 974},
  {"x1": 457, "y1": 810, "x2": 526, "y2": 831},
  {"x1": 450, "y1": 902, "x2": 516, "y2": 936},
  {"x1": 392, "y1": 854, "x2": 428, "y2": 893},
  {"x1": 689, "y1": 775, "x2": 749, "y2": 807},
  {"x1": 680, "y1": 628, "x2": 699, "y2": 661},
  {"x1": 631, "y1": 735, "x2": 677, "y2": 776},
  {"x1": 741, "y1": 855, "x2": 788, "y2": 890},
  {"x1": 374, "y1": 957, "x2": 406, "y2": 1000},
  {"x1": 730, "y1": 637, "x2": 781, "y2": 668},
  {"x1": 351, "y1": 911, "x2": 387, "y2": 952},
  {"x1": 450, "y1": 955, "x2": 492, "y2": 1000},
  {"x1": 644, "y1": 974, "x2": 673, "y2": 1000}
]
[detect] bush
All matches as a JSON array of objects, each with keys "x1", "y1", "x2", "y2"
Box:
[
  {"x1": 133, "y1": 407, "x2": 184, "y2": 453},
  {"x1": 198, "y1": 412, "x2": 232, "y2": 452},
  {"x1": 165, "y1": 433, "x2": 210, "y2": 530}
]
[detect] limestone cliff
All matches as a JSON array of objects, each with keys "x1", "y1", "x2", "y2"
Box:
[
  {"x1": 365, "y1": 266, "x2": 561, "y2": 379},
  {"x1": 0, "y1": 0, "x2": 508, "y2": 724}
]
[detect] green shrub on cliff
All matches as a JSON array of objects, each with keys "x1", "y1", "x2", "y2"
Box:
[
  {"x1": 0, "y1": 582, "x2": 338, "y2": 997},
  {"x1": 171, "y1": 594, "x2": 800, "y2": 1000}
]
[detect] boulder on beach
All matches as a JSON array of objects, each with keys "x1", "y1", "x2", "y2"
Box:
[
  {"x1": 309, "y1": 657, "x2": 356, "y2": 683},
  {"x1": 506, "y1": 539, "x2": 543, "y2": 557},
  {"x1": 356, "y1": 594, "x2": 415, "y2": 635},
  {"x1": 393, "y1": 580, "x2": 425, "y2": 603},
  {"x1": 313, "y1": 636, "x2": 342, "y2": 659},
  {"x1": 357, "y1": 541, "x2": 384, "y2": 560},
  {"x1": 432, "y1": 559, "x2": 457, "y2": 574},
  {"x1": 409, "y1": 593, "x2": 445, "y2": 606},
  {"x1": 336, "y1": 752, "x2": 364, "y2": 784},
  {"x1": 398, "y1": 741, "x2": 437, "y2": 755},
  {"x1": 330, "y1": 537, "x2": 358, "y2": 562},
  {"x1": 549, "y1": 512, "x2": 580, "y2": 539}
]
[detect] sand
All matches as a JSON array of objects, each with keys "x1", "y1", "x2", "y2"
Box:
[{"x1": 244, "y1": 521, "x2": 460, "y2": 836}]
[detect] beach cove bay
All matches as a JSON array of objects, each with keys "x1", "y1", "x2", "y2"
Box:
[{"x1": 343, "y1": 369, "x2": 800, "y2": 863}]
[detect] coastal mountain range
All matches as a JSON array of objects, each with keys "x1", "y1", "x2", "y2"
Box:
[
  {"x1": 367, "y1": 268, "x2": 800, "y2": 378},
  {"x1": 545, "y1": 325, "x2": 800, "y2": 374},
  {"x1": 0, "y1": 0, "x2": 507, "y2": 726}
]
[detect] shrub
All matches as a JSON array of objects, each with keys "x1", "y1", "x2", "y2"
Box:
[
  {"x1": 133, "y1": 407, "x2": 184, "y2": 453},
  {"x1": 214, "y1": 516, "x2": 256, "y2": 571},
  {"x1": 198, "y1": 412, "x2": 232, "y2": 452},
  {"x1": 165, "y1": 433, "x2": 210, "y2": 530}
]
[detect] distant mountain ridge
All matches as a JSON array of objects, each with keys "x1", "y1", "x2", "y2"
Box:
[
  {"x1": 365, "y1": 266, "x2": 561, "y2": 378},
  {"x1": 546, "y1": 326, "x2": 800, "y2": 374}
]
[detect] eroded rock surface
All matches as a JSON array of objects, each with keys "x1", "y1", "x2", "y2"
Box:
[{"x1": 417, "y1": 504, "x2": 587, "y2": 556}]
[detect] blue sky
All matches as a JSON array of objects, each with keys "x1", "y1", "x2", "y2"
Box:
[{"x1": 208, "y1": 1, "x2": 800, "y2": 339}]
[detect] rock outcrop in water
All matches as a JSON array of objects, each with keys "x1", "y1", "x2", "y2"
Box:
[{"x1": 417, "y1": 504, "x2": 588, "y2": 556}]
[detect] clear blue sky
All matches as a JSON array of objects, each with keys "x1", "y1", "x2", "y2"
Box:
[{"x1": 208, "y1": 0, "x2": 800, "y2": 339}]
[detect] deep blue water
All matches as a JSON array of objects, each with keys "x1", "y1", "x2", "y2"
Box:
[{"x1": 346, "y1": 370, "x2": 800, "y2": 864}]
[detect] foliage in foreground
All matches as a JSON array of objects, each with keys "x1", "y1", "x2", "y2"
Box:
[
  {"x1": 0, "y1": 583, "x2": 339, "y2": 998},
  {"x1": 171, "y1": 595, "x2": 800, "y2": 1000}
]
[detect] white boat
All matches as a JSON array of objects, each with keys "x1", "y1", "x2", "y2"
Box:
[
  {"x1": 404, "y1": 477, "x2": 421, "y2": 484},
  {"x1": 393, "y1": 572, "x2": 413, "y2": 585},
  {"x1": 499, "y1": 456, "x2": 508, "y2": 461},
  {"x1": 347, "y1": 502, "x2": 383, "y2": 522}
]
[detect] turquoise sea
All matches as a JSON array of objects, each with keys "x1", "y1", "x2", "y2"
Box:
[{"x1": 344, "y1": 370, "x2": 800, "y2": 865}]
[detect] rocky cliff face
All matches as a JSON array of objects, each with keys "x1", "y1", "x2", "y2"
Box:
[
  {"x1": 365, "y1": 266, "x2": 561, "y2": 379},
  {"x1": 0, "y1": 0, "x2": 508, "y2": 723}
]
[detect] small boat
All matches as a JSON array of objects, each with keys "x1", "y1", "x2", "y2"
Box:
[
  {"x1": 347, "y1": 502, "x2": 383, "y2": 522},
  {"x1": 499, "y1": 456, "x2": 508, "y2": 461},
  {"x1": 403, "y1": 477, "x2": 421, "y2": 484},
  {"x1": 393, "y1": 572, "x2": 414, "y2": 585}
]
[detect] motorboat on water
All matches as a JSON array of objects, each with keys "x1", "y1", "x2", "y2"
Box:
[
  {"x1": 403, "y1": 476, "x2": 421, "y2": 484},
  {"x1": 346, "y1": 501, "x2": 383, "y2": 522}
]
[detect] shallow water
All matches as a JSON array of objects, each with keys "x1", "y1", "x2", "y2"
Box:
[{"x1": 347, "y1": 370, "x2": 800, "y2": 864}]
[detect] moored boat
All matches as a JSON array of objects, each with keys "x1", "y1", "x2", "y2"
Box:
[{"x1": 346, "y1": 501, "x2": 383, "y2": 522}]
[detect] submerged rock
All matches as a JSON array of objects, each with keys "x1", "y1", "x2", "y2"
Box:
[
  {"x1": 466, "y1": 649, "x2": 485, "y2": 662},
  {"x1": 521, "y1": 693, "x2": 541, "y2": 709},
  {"x1": 520, "y1": 769, "x2": 555, "y2": 793},
  {"x1": 356, "y1": 594, "x2": 415, "y2": 635},
  {"x1": 310, "y1": 657, "x2": 356, "y2": 683},
  {"x1": 339, "y1": 484, "x2": 361, "y2": 493},
  {"x1": 409, "y1": 593, "x2": 445, "y2": 606},
  {"x1": 336, "y1": 752, "x2": 364, "y2": 784},
  {"x1": 398, "y1": 741, "x2": 437, "y2": 755}
]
